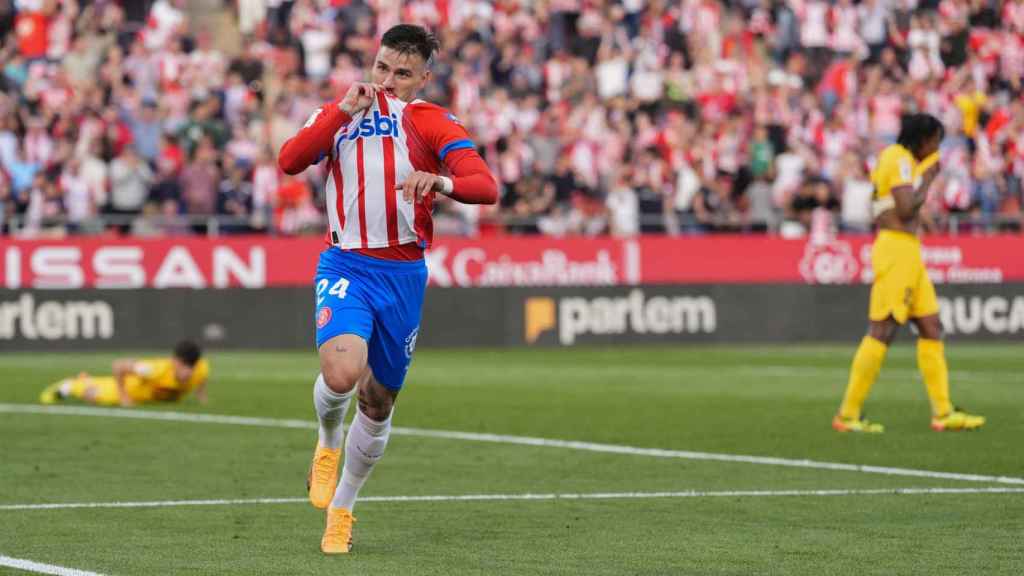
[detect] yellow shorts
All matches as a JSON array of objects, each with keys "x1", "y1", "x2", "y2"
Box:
[
  {"x1": 868, "y1": 230, "x2": 939, "y2": 324},
  {"x1": 70, "y1": 376, "x2": 156, "y2": 406}
]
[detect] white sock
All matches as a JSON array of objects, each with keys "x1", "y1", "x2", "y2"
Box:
[
  {"x1": 332, "y1": 407, "x2": 392, "y2": 511},
  {"x1": 313, "y1": 373, "x2": 353, "y2": 450}
]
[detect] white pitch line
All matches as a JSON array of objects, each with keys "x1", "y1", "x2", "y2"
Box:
[
  {"x1": 2, "y1": 487, "x2": 1023, "y2": 512},
  {"x1": 2, "y1": 403, "x2": 1022, "y2": 486},
  {"x1": 218, "y1": 366, "x2": 1001, "y2": 382},
  {"x1": 0, "y1": 555, "x2": 107, "y2": 576}
]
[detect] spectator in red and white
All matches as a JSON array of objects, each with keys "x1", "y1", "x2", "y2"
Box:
[
  {"x1": 59, "y1": 156, "x2": 94, "y2": 230},
  {"x1": 250, "y1": 147, "x2": 279, "y2": 232},
  {"x1": 935, "y1": 138, "x2": 974, "y2": 216},
  {"x1": 45, "y1": 0, "x2": 74, "y2": 61},
  {"x1": 186, "y1": 31, "x2": 227, "y2": 95},
  {"x1": 14, "y1": 0, "x2": 51, "y2": 62},
  {"x1": 23, "y1": 170, "x2": 66, "y2": 236},
  {"x1": 606, "y1": 169, "x2": 640, "y2": 238},
  {"x1": 108, "y1": 144, "x2": 153, "y2": 224},
  {"x1": 23, "y1": 115, "x2": 54, "y2": 167},
  {"x1": 236, "y1": 0, "x2": 267, "y2": 37},
  {"x1": 998, "y1": 28, "x2": 1024, "y2": 95},
  {"x1": 142, "y1": 0, "x2": 186, "y2": 52},
  {"x1": 179, "y1": 136, "x2": 219, "y2": 222},
  {"x1": 908, "y1": 13, "x2": 945, "y2": 82},
  {"x1": 772, "y1": 139, "x2": 809, "y2": 208},
  {"x1": 797, "y1": 0, "x2": 833, "y2": 67},
  {"x1": 78, "y1": 138, "x2": 108, "y2": 211},
  {"x1": 831, "y1": 0, "x2": 864, "y2": 56},
  {"x1": 837, "y1": 152, "x2": 874, "y2": 232},
  {"x1": 869, "y1": 77, "x2": 903, "y2": 144},
  {"x1": 298, "y1": 15, "x2": 334, "y2": 82},
  {"x1": 274, "y1": 173, "x2": 319, "y2": 235},
  {"x1": 820, "y1": 115, "x2": 856, "y2": 180}
]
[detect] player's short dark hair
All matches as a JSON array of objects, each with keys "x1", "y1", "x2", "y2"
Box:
[
  {"x1": 897, "y1": 113, "x2": 945, "y2": 154},
  {"x1": 381, "y1": 24, "x2": 439, "y2": 64},
  {"x1": 173, "y1": 340, "x2": 202, "y2": 367}
]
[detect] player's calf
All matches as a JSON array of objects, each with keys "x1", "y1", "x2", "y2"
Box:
[{"x1": 308, "y1": 373, "x2": 354, "y2": 509}]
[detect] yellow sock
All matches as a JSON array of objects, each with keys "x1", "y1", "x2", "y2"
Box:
[
  {"x1": 839, "y1": 336, "x2": 888, "y2": 420},
  {"x1": 917, "y1": 338, "x2": 953, "y2": 417}
]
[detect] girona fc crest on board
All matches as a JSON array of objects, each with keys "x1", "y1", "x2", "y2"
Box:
[
  {"x1": 799, "y1": 240, "x2": 859, "y2": 284},
  {"x1": 316, "y1": 306, "x2": 333, "y2": 329}
]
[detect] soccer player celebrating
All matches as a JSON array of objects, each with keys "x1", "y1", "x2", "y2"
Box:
[
  {"x1": 278, "y1": 25, "x2": 497, "y2": 554},
  {"x1": 832, "y1": 114, "x2": 984, "y2": 434},
  {"x1": 39, "y1": 340, "x2": 209, "y2": 407}
]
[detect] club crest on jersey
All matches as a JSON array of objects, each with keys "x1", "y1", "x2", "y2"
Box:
[
  {"x1": 345, "y1": 111, "x2": 400, "y2": 141},
  {"x1": 316, "y1": 306, "x2": 333, "y2": 329}
]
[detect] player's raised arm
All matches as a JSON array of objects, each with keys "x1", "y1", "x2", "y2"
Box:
[
  {"x1": 278, "y1": 83, "x2": 386, "y2": 175},
  {"x1": 278, "y1": 102, "x2": 347, "y2": 175}
]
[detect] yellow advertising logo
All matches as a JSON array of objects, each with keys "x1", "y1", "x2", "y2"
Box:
[{"x1": 524, "y1": 297, "x2": 556, "y2": 344}]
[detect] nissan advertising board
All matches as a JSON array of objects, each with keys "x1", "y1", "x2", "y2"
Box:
[{"x1": 1, "y1": 236, "x2": 1021, "y2": 349}]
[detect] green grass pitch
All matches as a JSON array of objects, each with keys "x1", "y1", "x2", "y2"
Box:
[{"x1": 1, "y1": 345, "x2": 1022, "y2": 575}]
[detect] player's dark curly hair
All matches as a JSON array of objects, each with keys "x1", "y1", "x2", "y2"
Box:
[
  {"x1": 897, "y1": 113, "x2": 945, "y2": 156},
  {"x1": 173, "y1": 340, "x2": 202, "y2": 367},
  {"x1": 381, "y1": 24, "x2": 439, "y2": 64}
]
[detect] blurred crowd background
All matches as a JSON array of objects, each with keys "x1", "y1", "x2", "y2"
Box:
[{"x1": 2, "y1": 0, "x2": 1023, "y2": 239}]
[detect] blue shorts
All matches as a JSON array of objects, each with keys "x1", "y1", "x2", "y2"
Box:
[{"x1": 314, "y1": 248, "x2": 428, "y2": 391}]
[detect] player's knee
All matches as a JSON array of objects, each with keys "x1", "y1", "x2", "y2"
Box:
[
  {"x1": 918, "y1": 322, "x2": 943, "y2": 340},
  {"x1": 868, "y1": 322, "x2": 896, "y2": 345},
  {"x1": 320, "y1": 362, "x2": 362, "y2": 395},
  {"x1": 357, "y1": 392, "x2": 394, "y2": 422}
]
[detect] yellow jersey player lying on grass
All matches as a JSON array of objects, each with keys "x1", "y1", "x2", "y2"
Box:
[{"x1": 39, "y1": 340, "x2": 210, "y2": 407}]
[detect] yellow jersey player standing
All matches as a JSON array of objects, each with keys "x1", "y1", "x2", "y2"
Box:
[
  {"x1": 39, "y1": 340, "x2": 210, "y2": 407},
  {"x1": 832, "y1": 114, "x2": 984, "y2": 433}
]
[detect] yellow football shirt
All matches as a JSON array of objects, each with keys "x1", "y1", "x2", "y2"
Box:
[
  {"x1": 870, "y1": 144, "x2": 916, "y2": 218},
  {"x1": 954, "y1": 91, "x2": 986, "y2": 138},
  {"x1": 133, "y1": 358, "x2": 210, "y2": 401}
]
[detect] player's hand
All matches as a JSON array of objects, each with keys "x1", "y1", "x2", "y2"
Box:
[
  {"x1": 338, "y1": 82, "x2": 383, "y2": 116},
  {"x1": 396, "y1": 171, "x2": 443, "y2": 203},
  {"x1": 119, "y1": 394, "x2": 135, "y2": 407},
  {"x1": 921, "y1": 161, "x2": 940, "y2": 182}
]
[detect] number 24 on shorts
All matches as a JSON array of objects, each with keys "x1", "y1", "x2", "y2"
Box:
[{"x1": 316, "y1": 278, "x2": 350, "y2": 305}]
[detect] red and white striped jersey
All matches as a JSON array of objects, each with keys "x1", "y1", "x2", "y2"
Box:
[{"x1": 326, "y1": 93, "x2": 475, "y2": 249}]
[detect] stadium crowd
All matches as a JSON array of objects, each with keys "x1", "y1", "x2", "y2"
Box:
[{"x1": 1, "y1": 0, "x2": 1023, "y2": 239}]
